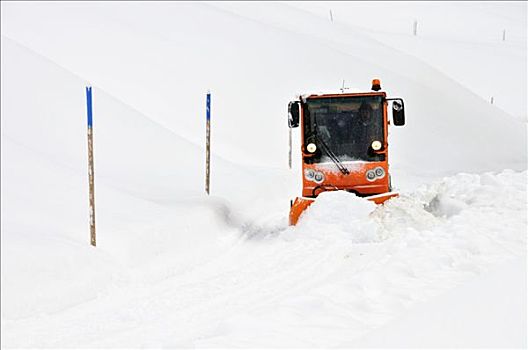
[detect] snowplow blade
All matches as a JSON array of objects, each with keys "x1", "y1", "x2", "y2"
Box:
[
  {"x1": 289, "y1": 197, "x2": 315, "y2": 226},
  {"x1": 365, "y1": 191, "x2": 399, "y2": 205},
  {"x1": 289, "y1": 192, "x2": 399, "y2": 226}
]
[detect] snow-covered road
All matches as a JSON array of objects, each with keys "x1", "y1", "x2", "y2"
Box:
[
  {"x1": 2, "y1": 1, "x2": 526, "y2": 347},
  {"x1": 3, "y1": 170, "x2": 525, "y2": 347}
]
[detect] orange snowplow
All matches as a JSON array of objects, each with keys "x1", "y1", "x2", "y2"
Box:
[{"x1": 288, "y1": 80, "x2": 405, "y2": 225}]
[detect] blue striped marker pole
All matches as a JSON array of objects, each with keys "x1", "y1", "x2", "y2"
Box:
[
  {"x1": 86, "y1": 86, "x2": 96, "y2": 246},
  {"x1": 205, "y1": 91, "x2": 211, "y2": 195}
]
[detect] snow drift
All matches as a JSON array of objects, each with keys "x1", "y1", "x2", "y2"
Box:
[
  {"x1": 1, "y1": 1, "x2": 526, "y2": 348},
  {"x1": 1, "y1": 2, "x2": 526, "y2": 172}
]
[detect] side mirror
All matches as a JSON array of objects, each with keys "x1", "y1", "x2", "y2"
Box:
[
  {"x1": 392, "y1": 100, "x2": 405, "y2": 126},
  {"x1": 288, "y1": 101, "x2": 300, "y2": 128}
]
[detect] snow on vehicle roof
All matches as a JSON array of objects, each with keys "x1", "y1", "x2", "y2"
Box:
[{"x1": 294, "y1": 88, "x2": 381, "y2": 101}]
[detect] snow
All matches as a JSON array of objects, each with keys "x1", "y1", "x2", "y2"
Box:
[
  {"x1": 290, "y1": 1, "x2": 528, "y2": 120},
  {"x1": 351, "y1": 256, "x2": 527, "y2": 348},
  {"x1": 296, "y1": 191, "x2": 380, "y2": 243},
  {"x1": 299, "y1": 88, "x2": 367, "y2": 100},
  {"x1": 1, "y1": 1, "x2": 527, "y2": 348}
]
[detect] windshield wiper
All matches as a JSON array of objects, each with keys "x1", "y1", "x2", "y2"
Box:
[{"x1": 312, "y1": 113, "x2": 350, "y2": 175}]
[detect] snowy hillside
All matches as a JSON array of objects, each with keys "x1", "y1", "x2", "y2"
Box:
[
  {"x1": 2, "y1": 2, "x2": 526, "y2": 171},
  {"x1": 1, "y1": 1, "x2": 526, "y2": 348}
]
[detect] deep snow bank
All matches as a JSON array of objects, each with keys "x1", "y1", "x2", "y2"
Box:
[
  {"x1": 290, "y1": 1, "x2": 528, "y2": 120},
  {"x1": 1, "y1": 2, "x2": 526, "y2": 347},
  {"x1": 351, "y1": 256, "x2": 527, "y2": 348},
  {"x1": 1, "y1": 2, "x2": 526, "y2": 172},
  {"x1": 198, "y1": 170, "x2": 527, "y2": 347},
  {"x1": 2, "y1": 170, "x2": 525, "y2": 347},
  {"x1": 0, "y1": 37, "x2": 290, "y2": 320}
]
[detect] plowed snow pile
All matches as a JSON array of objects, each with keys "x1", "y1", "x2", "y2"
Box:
[
  {"x1": 2, "y1": 171, "x2": 525, "y2": 347},
  {"x1": 1, "y1": 1, "x2": 526, "y2": 348}
]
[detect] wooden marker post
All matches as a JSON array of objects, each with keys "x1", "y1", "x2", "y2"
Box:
[
  {"x1": 86, "y1": 86, "x2": 96, "y2": 246},
  {"x1": 289, "y1": 128, "x2": 292, "y2": 169},
  {"x1": 205, "y1": 91, "x2": 211, "y2": 195}
]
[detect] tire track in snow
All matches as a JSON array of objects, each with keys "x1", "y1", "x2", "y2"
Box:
[{"x1": 3, "y1": 171, "x2": 526, "y2": 347}]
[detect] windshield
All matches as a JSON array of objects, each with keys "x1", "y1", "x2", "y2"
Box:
[{"x1": 304, "y1": 96, "x2": 385, "y2": 163}]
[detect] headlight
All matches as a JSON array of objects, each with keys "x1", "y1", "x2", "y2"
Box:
[
  {"x1": 306, "y1": 143, "x2": 317, "y2": 153},
  {"x1": 304, "y1": 169, "x2": 315, "y2": 180},
  {"x1": 371, "y1": 140, "x2": 382, "y2": 151},
  {"x1": 366, "y1": 170, "x2": 376, "y2": 181},
  {"x1": 374, "y1": 166, "x2": 385, "y2": 178},
  {"x1": 314, "y1": 171, "x2": 324, "y2": 184}
]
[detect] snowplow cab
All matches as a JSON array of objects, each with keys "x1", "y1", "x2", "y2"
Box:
[{"x1": 288, "y1": 80, "x2": 405, "y2": 225}]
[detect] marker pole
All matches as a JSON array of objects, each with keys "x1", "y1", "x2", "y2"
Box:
[
  {"x1": 86, "y1": 86, "x2": 96, "y2": 247},
  {"x1": 205, "y1": 92, "x2": 211, "y2": 195}
]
